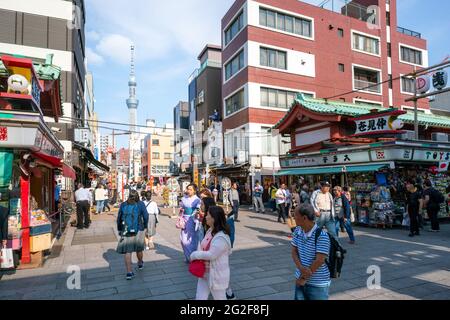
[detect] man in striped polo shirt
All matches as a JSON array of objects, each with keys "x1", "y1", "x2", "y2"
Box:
[{"x1": 291, "y1": 204, "x2": 331, "y2": 300}]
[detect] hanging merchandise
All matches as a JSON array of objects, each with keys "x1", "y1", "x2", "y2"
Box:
[
  {"x1": 371, "y1": 186, "x2": 395, "y2": 226},
  {"x1": 0, "y1": 151, "x2": 13, "y2": 188}
]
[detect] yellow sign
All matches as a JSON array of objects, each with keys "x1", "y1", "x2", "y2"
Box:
[{"x1": 193, "y1": 169, "x2": 199, "y2": 187}]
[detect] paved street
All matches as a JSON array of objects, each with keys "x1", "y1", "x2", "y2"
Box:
[{"x1": 1, "y1": 200, "x2": 449, "y2": 300}]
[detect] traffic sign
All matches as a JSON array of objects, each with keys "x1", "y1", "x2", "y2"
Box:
[{"x1": 221, "y1": 177, "x2": 231, "y2": 190}]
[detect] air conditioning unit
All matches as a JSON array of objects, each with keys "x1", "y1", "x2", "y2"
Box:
[
  {"x1": 431, "y1": 132, "x2": 449, "y2": 142},
  {"x1": 400, "y1": 130, "x2": 415, "y2": 140}
]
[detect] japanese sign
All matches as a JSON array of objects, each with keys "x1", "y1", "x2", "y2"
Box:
[
  {"x1": 352, "y1": 110, "x2": 405, "y2": 136},
  {"x1": 282, "y1": 150, "x2": 370, "y2": 168},
  {"x1": 0, "y1": 127, "x2": 7, "y2": 141},
  {"x1": 370, "y1": 148, "x2": 413, "y2": 161},
  {"x1": 432, "y1": 70, "x2": 448, "y2": 91},
  {"x1": 416, "y1": 75, "x2": 431, "y2": 94},
  {"x1": 413, "y1": 150, "x2": 450, "y2": 162}
]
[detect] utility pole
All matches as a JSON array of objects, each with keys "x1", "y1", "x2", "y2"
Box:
[{"x1": 413, "y1": 66, "x2": 419, "y2": 140}]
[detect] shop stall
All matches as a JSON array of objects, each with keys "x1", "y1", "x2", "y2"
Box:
[
  {"x1": 0, "y1": 55, "x2": 74, "y2": 267},
  {"x1": 273, "y1": 95, "x2": 450, "y2": 228}
]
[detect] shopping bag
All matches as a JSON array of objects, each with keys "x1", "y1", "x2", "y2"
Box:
[
  {"x1": 287, "y1": 216, "x2": 297, "y2": 229},
  {"x1": 402, "y1": 212, "x2": 410, "y2": 227},
  {"x1": 350, "y1": 207, "x2": 355, "y2": 223},
  {"x1": 0, "y1": 248, "x2": 14, "y2": 269}
]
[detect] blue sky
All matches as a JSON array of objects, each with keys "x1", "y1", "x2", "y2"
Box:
[{"x1": 85, "y1": 0, "x2": 449, "y2": 148}]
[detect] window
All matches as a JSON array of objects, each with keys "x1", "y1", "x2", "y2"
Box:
[
  {"x1": 152, "y1": 139, "x2": 159, "y2": 146},
  {"x1": 260, "y1": 87, "x2": 313, "y2": 109},
  {"x1": 338, "y1": 28, "x2": 344, "y2": 37},
  {"x1": 353, "y1": 66, "x2": 381, "y2": 93},
  {"x1": 224, "y1": 11, "x2": 244, "y2": 46},
  {"x1": 170, "y1": 140, "x2": 175, "y2": 147},
  {"x1": 401, "y1": 76, "x2": 415, "y2": 94},
  {"x1": 338, "y1": 63, "x2": 345, "y2": 72},
  {"x1": 386, "y1": 12, "x2": 391, "y2": 26},
  {"x1": 197, "y1": 90, "x2": 204, "y2": 104},
  {"x1": 260, "y1": 47, "x2": 287, "y2": 70},
  {"x1": 388, "y1": 74, "x2": 393, "y2": 89},
  {"x1": 387, "y1": 43, "x2": 391, "y2": 57},
  {"x1": 152, "y1": 152, "x2": 160, "y2": 159},
  {"x1": 352, "y1": 32, "x2": 380, "y2": 55},
  {"x1": 354, "y1": 100, "x2": 383, "y2": 108},
  {"x1": 259, "y1": 7, "x2": 312, "y2": 38},
  {"x1": 225, "y1": 89, "x2": 245, "y2": 116},
  {"x1": 400, "y1": 46, "x2": 422, "y2": 65},
  {"x1": 225, "y1": 50, "x2": 245, "y2": 80},
  {"x1": 164, "y1": 153, "x2": 172, "y2": 159}
]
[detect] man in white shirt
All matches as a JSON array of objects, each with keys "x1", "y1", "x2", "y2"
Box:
[
  {"x1": 310, "y1": 181, "x2": 337, "y2": 238},
  {"x1": 276, "y1": 184, "x2": 288, "y2": 224},
  {"x1": 74, "y1": 183, "x2": 92, "y2": 229}
]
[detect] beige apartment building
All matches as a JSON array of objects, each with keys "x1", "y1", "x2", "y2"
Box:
[{"x1": 141, "y1": 121, "x2": 175, "y2": 180}]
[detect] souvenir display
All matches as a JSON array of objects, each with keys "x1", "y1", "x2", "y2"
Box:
[
  {"x1": 30, "y1": 209, "x2": 50, "y2": 226},
  {"x1": 371, "y1": 186, "x2": 396, "y2": 225},
  {"x1": 430, "y1": 173, "x2": 450, "y2": 219}
]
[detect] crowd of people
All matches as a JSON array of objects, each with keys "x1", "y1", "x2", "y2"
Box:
[{"x1": 94, "y1": 175, "x2": 445, "y2": 301}]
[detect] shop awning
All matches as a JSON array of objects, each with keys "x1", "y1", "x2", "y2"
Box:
[
  {"x1": 33, "y1": 152, "x2": 63, "y2": 168},
  {"x1": 62, "y1": 163, "x2": 76, "y2": 180},
  {"x1": 0, "y1": 151, "x2": 13, "y2": 187},
  {"x1": 276, "y1": 163, "x2": 391, "y2": 176},
  {"x1": 73, "y1": 143, "x2": 110, "y2": 172}
]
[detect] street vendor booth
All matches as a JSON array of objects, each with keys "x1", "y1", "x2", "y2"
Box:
[
  {"x1": 274, "y1": 94, "x2": 450, "y2": 227},
  {"x1": 0, "y1": 55, "x2": 75, "y2": 267}
]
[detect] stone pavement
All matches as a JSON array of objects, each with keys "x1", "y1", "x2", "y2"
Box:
[{"x1": 1, "y1": 201, "x2": 449, "y2": 300}]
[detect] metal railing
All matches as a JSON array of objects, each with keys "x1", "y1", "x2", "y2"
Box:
[
  {"x1": 318, "y1": 0, "x2": 373, "y2": 23},
  {"x1": 397, "y1": 26, "x2": 421, "y2": 38},
  {"x1": 354, "y1": 79, "x2": 381, "y2": 93}
]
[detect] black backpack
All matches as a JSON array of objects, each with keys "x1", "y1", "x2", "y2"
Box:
[
  {"x1": 314, "y1": 229, "x2": 346, "y2": 279},
  {"x1": 431, "y1": 188, "x2": 445, "y2": 205}
]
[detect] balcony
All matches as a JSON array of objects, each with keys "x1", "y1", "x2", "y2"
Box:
[
  {"x1": 397, "y1": 26, "x2": 421, "y2": 39},
  {"x1": 353, "y1": 66, "x2": 381, "y2": 94},
  {"x1": 354, "y1": 79, "x2": 381, "y2": 93},
  {"x1": 317, "y1": 0, "x2": 373, "y2": 23}
]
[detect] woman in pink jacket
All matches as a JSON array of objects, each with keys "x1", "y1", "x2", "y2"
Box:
[{"x1": 190, "y1": 206, "x2": 232, "y2": 300}]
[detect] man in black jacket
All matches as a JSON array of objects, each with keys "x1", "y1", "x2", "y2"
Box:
[
  {"x1": 422, "y1": 179, "x2": 441, "y2": 232},
  {"x1": 406, "y1": 180, "x2": 423, "y2": 237}
]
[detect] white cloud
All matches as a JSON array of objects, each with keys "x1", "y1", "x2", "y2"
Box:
[
  {"x1": 95, "y1": 34, "x2": 133, "y2": 65},
  {"x1": 86, "y1": 0, "x2": 233, "y2": 64},
  {"x1": 86, "y1": 30, "x2": 101, "y2": 41},
  {"x1": 86, "y1": 47, "x2": 104, "y2": 66}
]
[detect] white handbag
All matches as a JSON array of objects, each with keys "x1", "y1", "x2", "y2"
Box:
[{"x1": 0, "y1": 248, "x2": 14, "y2": 269}]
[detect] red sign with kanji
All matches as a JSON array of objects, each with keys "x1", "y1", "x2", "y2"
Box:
[{"x1": 0, "y1": 127, "x2": 7, "y2": 141}]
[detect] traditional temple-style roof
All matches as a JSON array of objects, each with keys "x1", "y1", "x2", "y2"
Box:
[{"x1": 274, "y1": 94, "x2": 450, "y2": 132}]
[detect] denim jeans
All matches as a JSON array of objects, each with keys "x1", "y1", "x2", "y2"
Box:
[
  {"x1": 316, "y1": 211, "x2": 337, "y2": 238},
  {"x1": 232, "y1": 200, "x2": 239, "y2": 220},
  {"x1": 335, "y1": 218, "x2": 355, "y2": 242},
  {"x1": 294, "y1": 284, "x2": 330, "y2": 300},
  {"x1": 96, "y1": 200, "x2": 105, "y2": 213},
  {"x1": 253, "y1": 196, "x2": 265, "y2": 213}
]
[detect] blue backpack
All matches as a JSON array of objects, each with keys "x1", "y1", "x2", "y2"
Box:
[{"x1": 122, "y1": 203, "x2": 140, "y2": 236}]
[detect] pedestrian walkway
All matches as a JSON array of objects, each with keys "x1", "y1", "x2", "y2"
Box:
[{"x1": 1, "y1": 202, "x2": 449, "y2": 300}]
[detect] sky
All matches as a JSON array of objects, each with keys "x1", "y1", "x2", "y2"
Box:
[{"x1": 85, "y1": 0, "x2": 450, "y2": 148}]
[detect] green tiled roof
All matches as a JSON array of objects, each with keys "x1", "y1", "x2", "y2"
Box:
[
  {"x1": 274, "y1": 94, "x2": 450, "y2": 129},
  {"x1": 0, "y1": 59, "x2": 61, "y2": 80}
]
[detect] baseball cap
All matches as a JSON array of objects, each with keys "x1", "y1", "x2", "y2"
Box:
[{"x1": 320, "y1": 181, "x2": 331, "y2": 187}]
